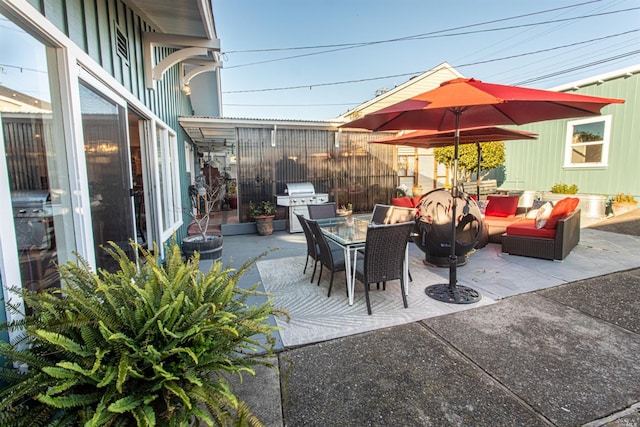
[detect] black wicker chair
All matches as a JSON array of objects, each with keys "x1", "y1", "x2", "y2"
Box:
[
  {"x1": 355, "y1": 221, "x2": 414, "y2": 315},
  {"x1": 371, "y1": 204, "x2": 416, "y2": 282},
  {"x1": 308, "y1": 202, "x2": 337, "y2": 219},
  {"x1": 306, "y1": 219, "x2": 347, "y2": 297},
  {"x1": 295, "y1": 213, "x2": 320, "y2": 283}
]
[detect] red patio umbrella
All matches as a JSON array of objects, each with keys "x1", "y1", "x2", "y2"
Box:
[{"x1": 342, "y1": 77, "x2": 624, "y2": 304}]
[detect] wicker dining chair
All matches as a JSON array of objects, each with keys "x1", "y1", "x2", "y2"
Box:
[
  {"x1": 295, "y1": 213, "x2": 320, "y2": 283},
  {"x1": 307, "y1": 202, "x2": 337, "y2": 219},
  {"x1": 371, "y1": 204, "x2": 416, "y2": 283},
  {"x1": 306, "y1": 219, "x2": 347, "y2": 297},
  {"x1": 355, "y1": 221, "x2": 414, "y2": 315}
]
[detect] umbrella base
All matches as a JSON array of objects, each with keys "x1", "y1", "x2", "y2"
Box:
[{"x1": 425, "y1": 283, "x2": 481, "y2": 304}]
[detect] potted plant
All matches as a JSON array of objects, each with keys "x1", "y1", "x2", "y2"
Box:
[
  {"x1": 226, "y1": 179, "x2": 238, "y2": 209},
  {"x1": 541, "y1": 183, "x2": 608, "y2": 219},
  {"x1": 612, "y1": 193, "x2": 638, "y2": 216},
  {"x1": 183, "y1": 173, "x2": 225, "y2": 260},
  {"x1": 249, "y1": 200, "x2": 277, "y2": 236},
  {"x1": 0, "y1": 240, "x2": 281, "y2": 425},
  {"x1": 337, "y1": 203, "x2": 353, "y2": 216}
]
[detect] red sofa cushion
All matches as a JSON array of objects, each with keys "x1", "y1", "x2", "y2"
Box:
[
  {"x1": 485, "y1": 195, "x2": 519, "y2": 218},
  {"x1": 391, "y1": 196, "x2": 414, "y2": 208},
  {"x1": 411, "y1": 196, "x2": 422, "y2": 208},
  {"x1": 506, "y1": 219, "x2": 557, "y2": 239},
  {"x1": 543, "y1": 197, "x2": 580, "y2": 230}
]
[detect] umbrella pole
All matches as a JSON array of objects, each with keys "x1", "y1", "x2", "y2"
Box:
[
  {"x1": 425, "y1": 110, "x2": 481, "y2": 304},
  {"x1": 477, "y1": 142, "x2": 482, "y2": 200}
]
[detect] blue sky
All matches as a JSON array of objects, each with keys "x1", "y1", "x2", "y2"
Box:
[{"x1": 212, "y1": 0, "x2": 639, "y2": 121}]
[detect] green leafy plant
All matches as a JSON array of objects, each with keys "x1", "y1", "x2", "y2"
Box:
[
  {"x1": 248, "y1": 200, "x2": 276, "y2": 218},
  {"x1": 613, "y1": 193, "x2": 637, "y2": 203},
  {"x1": 434, "y1": 141, "x2": 505, "y2": 182},
  {"x1": 0, "y1": 239, "x2": 281, "y2": 426},
  {"x1": 550, "y1": 183, "x2": 579, "y2": 194}
]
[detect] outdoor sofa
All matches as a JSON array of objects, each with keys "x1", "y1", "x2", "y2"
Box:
[{"x1": 501, "y1": 197, "x2": 581, "y2": 261}]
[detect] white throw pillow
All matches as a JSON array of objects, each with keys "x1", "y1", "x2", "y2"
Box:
[{"x1": 535, "y1": 202, "x2": 553, "y2": 229}]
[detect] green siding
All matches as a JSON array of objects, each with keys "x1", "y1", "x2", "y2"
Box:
[{"x1": 504, "y1": 72, "x2": 640, "y2": 199}]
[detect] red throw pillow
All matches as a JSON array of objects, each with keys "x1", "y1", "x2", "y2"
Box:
[
  {"x1": 411, "y1": 196, "x2": 422, "y2": 208},
  {"x1": 391, "y1": 196, "x2": 414, "y2": 208},
  {"x1": 543, "y1": 197, "x2": 580, "y2": 230},
  {"x1": 485, "y1": 195, "x2": 519, "y2": 218}
]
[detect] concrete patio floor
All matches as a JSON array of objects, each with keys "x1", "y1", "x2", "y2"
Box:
[{"x1": 199, "y1": 209, "x2": 640, "y2": 426}]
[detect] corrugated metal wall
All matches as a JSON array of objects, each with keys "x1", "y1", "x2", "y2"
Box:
[
  {"x1": 237, "y1": 128, "x2": 398, "y2": 222},
  {"x1": 504, "y1": 72, "x2": 639, "y2": 197},
  {"x1": 31, "y1": 0, "x2": 195, "y2": 240}
]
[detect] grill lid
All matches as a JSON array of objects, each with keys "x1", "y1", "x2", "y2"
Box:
[
  {"x1": 11, "y1": 190, "x2": 51, "y2": 207},
  {"x1": 285, "y1": 182, "x2": 315, "y2": 196}
]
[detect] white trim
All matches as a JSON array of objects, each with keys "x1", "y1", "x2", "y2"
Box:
[
  {"x1": 550, "y1": 64, "x2": 640, "y2": 92},
  {"x1": 0, "y1": 112, "x2": 26, "y2": 340},
  {"x1": 563, "y1": 115, "x2": 612, "y2": 168}
]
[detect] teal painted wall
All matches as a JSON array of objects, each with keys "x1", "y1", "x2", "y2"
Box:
[
  {"x1": 503, "y1": 71, "x2": 639, "y2": 199},
  {"x1": 32, "y1": 0, "x2": 196, "y2": 241}
]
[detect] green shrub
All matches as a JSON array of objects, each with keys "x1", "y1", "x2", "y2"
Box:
[
  {"x1": 0, "y1": 240, "x2": 281, "y2": 426},
  {"x1": 248, "y1": 201, "x2": 276, "y2": 218},
  {"x1": 550, "y1": 183, "x2": 579, "y2": 194}
]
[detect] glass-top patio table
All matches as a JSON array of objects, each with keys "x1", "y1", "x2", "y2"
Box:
[{"x1": 316, "y1": 214, "x2": 410, "y2": 306}]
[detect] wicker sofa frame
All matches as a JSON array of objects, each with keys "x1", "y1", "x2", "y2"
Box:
[{"x1": 501, "y1": 209, "x2": 581, "y2": 261}]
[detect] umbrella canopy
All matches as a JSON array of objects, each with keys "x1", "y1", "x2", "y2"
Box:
[
  {"x1": 343, "y1": 77, "x2": 624, "y2": 305},
  {"x1": 342, "y1": 78, "x2": 624, "y2": 132},
  {"x1": 370, "y1": 126, "x2": 537, "y2": 148}
]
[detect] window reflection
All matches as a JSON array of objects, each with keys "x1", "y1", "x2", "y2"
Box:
[{"x1": 1, "y1": 15, "x2": 74, "y2": 294}]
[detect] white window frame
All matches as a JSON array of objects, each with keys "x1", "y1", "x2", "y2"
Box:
[
  {"x1": 563, "y1": 115, "x2": 612, "y2": 168},
  {"x1": 153, "y1": 124, "x2": 183, "y2": 243}
]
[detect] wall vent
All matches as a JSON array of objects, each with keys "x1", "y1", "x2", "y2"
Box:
[{"x1": 114, "y1": 23, "x2": 129, "y2": 64}]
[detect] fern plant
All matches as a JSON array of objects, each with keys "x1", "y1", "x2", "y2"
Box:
[{"x1": 0, "y1": 239, "x2": 281, "y2": 426}]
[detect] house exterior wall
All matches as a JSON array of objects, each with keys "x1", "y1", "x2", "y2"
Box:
[
  {"x1": 24, "y1": 0, "x2": 195, "y2": 237},
  {"x1": 502, "y1": 68, "x2": 639, "y2": 198},
  {"x1": 0, "y1": 0, "x2": 207, "y2": 340}
]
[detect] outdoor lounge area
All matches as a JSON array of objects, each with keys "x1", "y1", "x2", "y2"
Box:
[{"x1": 200, "y1": 209, "x2": 640, "y2": 348}]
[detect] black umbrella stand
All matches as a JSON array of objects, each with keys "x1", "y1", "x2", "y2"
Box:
[{"x1": 425, "y1": 110, "x2": 482, "y2": 304}]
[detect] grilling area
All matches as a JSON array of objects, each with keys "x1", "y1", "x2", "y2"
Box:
[{"x1": 276, "y1": 182, "x2": 329, "y2": 233}]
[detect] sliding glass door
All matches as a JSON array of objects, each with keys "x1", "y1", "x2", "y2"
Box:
[{"x1": 79, "y1": 82, "x2": 136, "y2": 271}]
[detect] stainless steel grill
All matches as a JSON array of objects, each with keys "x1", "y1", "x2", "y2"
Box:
[
  {"x1": 11, "y1": 190, "x2": 54, "y2": 250},
  {"x1": 276, "y1": 182, "x2": 329, "y2": 233}
]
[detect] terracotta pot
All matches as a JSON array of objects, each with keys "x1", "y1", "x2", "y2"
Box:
[{"x1": 255, "y1": 215, "x2": 274, "y2": 236}]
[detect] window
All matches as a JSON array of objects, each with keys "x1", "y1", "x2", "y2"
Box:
[
  {"x1": 156, "y1": 126, "x2": 182, "y2": 241},
  {"x1": 0, "y1": 13, "x2": 76, "y2": 325},
  {"x1": 564, "y1": 115, "x2": 611, "y2": 167}
]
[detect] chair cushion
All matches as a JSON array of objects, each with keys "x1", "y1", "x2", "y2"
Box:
[
  {"x1": 506, "y1": 219, "x2": 557, "y2": 239},
  {"x1": 543, "y1": 197, "x2": 580, "y2": 230},
  {"x1": 485, "y1": 195, "x2": 519, "y2": 217},
  {"x1": 391, "y1": 196, "x2": 414, "y2": 208},
  {"x1": 535, "y1": 202, "x2": 553, "y2": 229}
]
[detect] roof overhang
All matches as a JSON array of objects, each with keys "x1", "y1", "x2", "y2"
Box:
[
  {"x1": 179, "y1": 116, "x2": 345, "y2": 151},
  {"x1": 128, "y1": 1, "x2": 221, "y2": 89}
]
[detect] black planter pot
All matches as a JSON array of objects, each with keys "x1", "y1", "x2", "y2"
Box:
[{"x1": 181, "y1": 235, "x2": 223, "y2": 260}]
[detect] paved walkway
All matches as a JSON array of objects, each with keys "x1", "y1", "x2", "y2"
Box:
[{"x1": 211, "y1": 209, "x2": 640, "y2": 426}]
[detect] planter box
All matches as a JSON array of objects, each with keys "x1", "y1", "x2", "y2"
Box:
[
  {"x1": 612, "y1": 202, "x2": 638, "y2": 216},
  {"x1": 540, "y1": 192, "x2": 607, "y2": 218}
]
